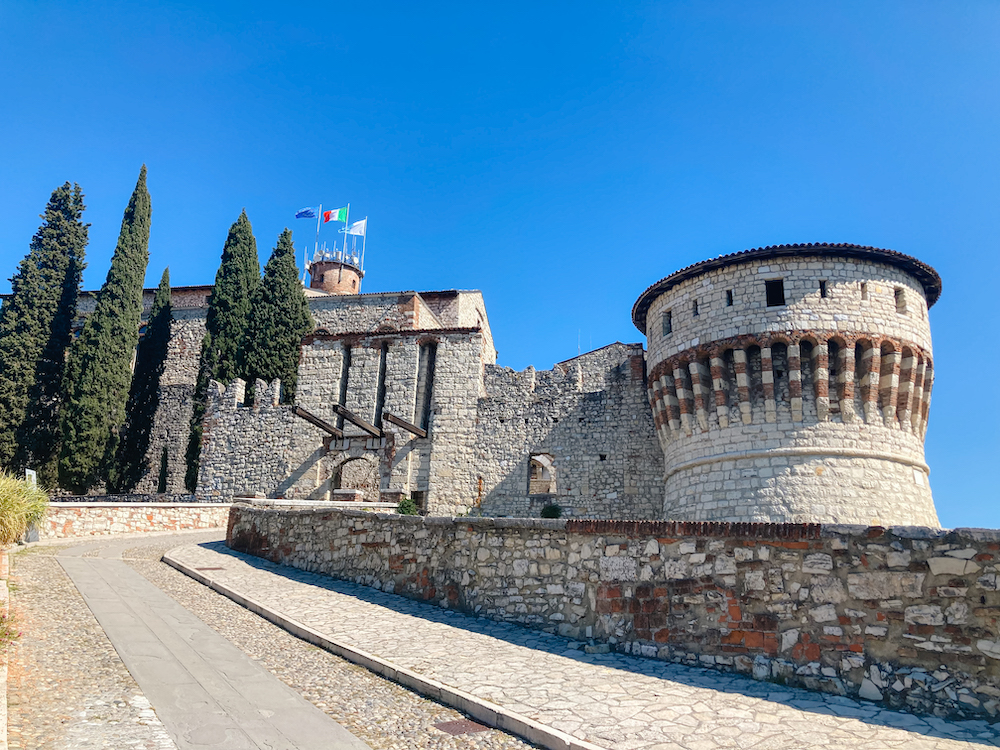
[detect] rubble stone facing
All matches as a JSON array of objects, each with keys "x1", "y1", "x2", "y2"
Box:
[
  {"x1": 228, "y1": 505, "x2": 1000, "y2": 721},
  {"x1": 635, "y1": 246, "x2": 940, "y2": 525},
  {"x1": 475, "y1": 343, "x2": 663, "y2": 518},
  {"x1": 42, "y1": 503, "x2": 230, "y2": 538}
]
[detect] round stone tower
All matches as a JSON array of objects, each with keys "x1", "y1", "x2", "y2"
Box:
[
  {"x1": 308, "y1": 257, "x2": 363, "y2": 295},
  {"x1": 632, "y1": 243, "x2": 942, "y2": 526}
]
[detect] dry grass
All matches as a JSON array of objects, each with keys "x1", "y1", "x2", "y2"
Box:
[{"x1": 0, "y1": 470, "x2": 48, "y2": 546}]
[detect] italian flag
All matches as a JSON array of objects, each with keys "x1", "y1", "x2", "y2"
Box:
[{"x1": 323, "y1": 207, "x2": 347, "y2": 223}]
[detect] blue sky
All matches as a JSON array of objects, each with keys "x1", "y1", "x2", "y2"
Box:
[{"x1": 1, "y1": 2, "x2": 997, "y2": 526}]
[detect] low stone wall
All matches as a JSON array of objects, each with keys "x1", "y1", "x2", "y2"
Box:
[
  {"x1": 50, "y1": 493, "x2": 207, "y2": 503},
  {"x1": 41, "y1": 503, "x2": 230, "y2": 539},
  {"x1": 228, "y1": 504, "x2": 1000, "y2": 721}
]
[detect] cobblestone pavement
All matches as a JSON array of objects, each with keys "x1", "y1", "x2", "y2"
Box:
[
  {"x1": 7, "y1": 534, "x2": 537, "y2": 750},
  {"x1": 7, "y1": 546, "x2": 176, "y2": 750},
  {"x1": 167, "y1": 541, "x2": 1000, "y2": 750}
]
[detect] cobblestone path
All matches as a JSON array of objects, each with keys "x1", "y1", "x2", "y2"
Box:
[
  {"x1": 167, "y1": 541, "x2": 1000, "y2": 750},
  {"x1": 7, "y1": 533, "x2": 537, "y2": 750}
]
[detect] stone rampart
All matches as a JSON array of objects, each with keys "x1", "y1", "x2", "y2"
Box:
[
  {"x1": 475, "y1": 343, "x2": 663, "y2": 518},
  {"x1": 228, "y1": 504, "x2": 1000, "y2": 721},
  {"x1": 42, "y1": 503, "x2": 230, "y2": 538}
]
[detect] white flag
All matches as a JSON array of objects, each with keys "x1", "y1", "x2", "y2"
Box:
[{"x1": 346, "y1": 218, "x2": 367, "y2": 236}]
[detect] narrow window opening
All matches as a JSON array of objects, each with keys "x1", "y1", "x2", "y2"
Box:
[
  {"x1": 692, "y1": 300, "x2": 699, "y2": 317},
  {"x1": 599, "y1": 454, "x2": 607, "y2": 461},
  {"x1": 765, "y1": 279, "x2": 786, "y2": 307},
  {"x1": 726, "y1": 290, "x2": 734, "y2": 306},
  {"x1": 528, "y1": 453, "x2": 556, "y2": 495},
  {"x1": 819, "y1": 280, "x2": 828, "y2": 298},
  {"x1": 410, "y1": 490, "x2": 427, "y2": 514},
  {"x1": 662, "y1": 310, "x2": 673, "y2": 336},
  {"x1": 860, "y1": 282, "x2": 869, "y2": 301},
  {"x1": 336, "y1": 345, "x2": 352, "y2": 430},
  {"x1": 374, "y1": 342, "x2": 388, "y2": 425},
  {"x1": 414, "y1": 342, "x2": 437, "y2": 431},
  {"x1": 895, "y1": 287, "x2": 906, "y2": 314}
]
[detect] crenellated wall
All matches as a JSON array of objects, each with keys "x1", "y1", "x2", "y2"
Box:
[{"x1": 633, "y1": 245, "x2": 941, "y2": 526}]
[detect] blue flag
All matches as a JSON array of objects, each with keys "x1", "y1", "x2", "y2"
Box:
[{"x1": 295, "y1": 207, "x2": 317, "y2": 219}]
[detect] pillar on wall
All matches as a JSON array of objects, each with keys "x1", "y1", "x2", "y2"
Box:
[
  {"x1": 788, "y1": 344, "x2": 803, "y2": 422},
  {"x1": 733, "y1": 349, "x2": 751, "y2": 425},
  {"x1": 880, "y1": 348, "x2": 901, "y2": 428},
  {"x1": 761, "y1": 347, "x2": 776, "y2": 423},
  {"x1": 709, "y1": 354, "x2": 729, "y2": 429},
  {"x1": 838, "y1": 345, "x2": 856, "y2": 423},
  {"x1": 688, "y1": 360, "x2": 711, "y2": 432},
  {"x1": 673, "y1": 365, "x2": 693, "y2": 436},
  {"x1": 910, "y1": 358, "x2": 926, "y2": 434},
  {"x1": 812, "y1": 343, "x2": 829, "y2": 422},
  {"x1": 862, "y1": 347, "x2": 880, "y2": 424}
]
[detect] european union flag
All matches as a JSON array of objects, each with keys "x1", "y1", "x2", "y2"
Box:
[{"x1": 295, "y1": 207, "x2": 317, "y2": 219}]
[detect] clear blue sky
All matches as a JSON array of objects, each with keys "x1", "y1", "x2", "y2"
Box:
[{"x1": 1, "y1": 2, "x2": 997, "y2": 526}]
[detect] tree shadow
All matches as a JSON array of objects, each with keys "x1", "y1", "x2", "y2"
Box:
[{"x1": 193, "y1": 540, "x2": 1000, "y2": 747}]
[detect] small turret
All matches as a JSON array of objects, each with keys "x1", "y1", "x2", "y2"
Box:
[{"x1": 307, "y1": 250, "x2": 364, "y2": 295}]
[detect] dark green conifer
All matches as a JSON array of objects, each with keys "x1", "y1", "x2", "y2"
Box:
[
  {"x1": 108, "y1": 267, "x2": 171, "y2": 493},
  {"x1": 242, "y1": 228, "x2": 314, "y2": 399},
  {"x1": 184, "y1": 210, "x2": 261, "y2": 491},
  {"x1": 0, "y1": 183, "x2": 88, "y2": 485},
  {"x1": 59, "y1": 166, "x2": 151, "y2": 494}
]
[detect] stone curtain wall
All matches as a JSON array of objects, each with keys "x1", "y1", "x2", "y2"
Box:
[
  {"x1": 475, "y1": 343, "x2": 663, "y2": 519},
  {"x1": 229, "y1": 504, "x2": 1000, "y2": 721},
  {"x1": 42, "y1": 502, "x2": 230, "y2": 538}
]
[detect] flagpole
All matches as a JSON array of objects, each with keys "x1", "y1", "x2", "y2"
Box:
[
  {"x1": 344, "y1": 203, "x2": 350, "y2": 261},
  {"x1": 360, "y1": 216, "x2": 367, "y2": 273},
  {"x1": 315, "y1": 203, "x2": 322, "y2": 260}
]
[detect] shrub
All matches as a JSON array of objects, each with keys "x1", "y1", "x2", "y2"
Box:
[
  {"x1": 0, "y1": 470, "x2": 49, "y2": 546},
  {"x1": 396, "y1": 496, "x2": 420, "y2": 516},
  {"x1": 540, "y1": 503, "x2": 562, "y2": 519}
]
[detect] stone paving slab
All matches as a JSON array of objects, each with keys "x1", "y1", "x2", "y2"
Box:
[{"x1": 165, "y1": 541, "x2": 1000, "y2": 750}]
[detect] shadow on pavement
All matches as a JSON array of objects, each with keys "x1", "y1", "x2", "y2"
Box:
[{"x1": 192, "y1": 540, "x2": 1000, "y2": 748}]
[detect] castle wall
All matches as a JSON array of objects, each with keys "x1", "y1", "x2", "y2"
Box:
[
  {"x1": 228, "y1": 506, "x2": 1000, "y2": 722},
  {"x1": 475, "y1": 344, "x2": 663, "y2": 519},
  {"x1": 640, "y1": 254, "x2": 939, "y2": 526},
  {"x1": 197, "y1": 328, "x2": 489, "y2": 515}
]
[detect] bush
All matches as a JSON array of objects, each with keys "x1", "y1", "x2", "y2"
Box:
[
  {"x1": 540, "y1": 503, "x2": 562, "y2": 519},
  {"x1": 396, "y1": 496, "x2": 420, "y2": 516},
  {"x1": 0, "y1": 470, "x2": 49, "y2": 546}
]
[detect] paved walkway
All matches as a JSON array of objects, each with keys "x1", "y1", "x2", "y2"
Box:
[
  {"x1": 8, "y1": 532, "x2": 537, "y2": 750},
  {"x1": 166, "y1": 540, "x2": 1000, "y2": 750},
  {"x1": 57, "y1": 536, "x2": 370, "y2": 750}
]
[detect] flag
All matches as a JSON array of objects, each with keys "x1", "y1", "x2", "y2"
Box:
[
  {"x1": 346, "y1": 218, "x2": 367, "y2": 236},
  {"x1": 323, "y1": 207, "x2": 348, "y2": 223},
  {"x1": 294, "y1": 207, "x2": 317, "y2": 219}
]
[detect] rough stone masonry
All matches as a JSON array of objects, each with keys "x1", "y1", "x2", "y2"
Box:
[
  {"x1": 64, "y1": 241, "x2": 943, "y2": 525},
  {"x1": 228, "y1": 504, "x2": 1000, "y2": 722}
]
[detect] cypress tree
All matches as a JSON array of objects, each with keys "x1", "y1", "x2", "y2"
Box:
[
  {"x1": 0, "y1": 183, "x2": 88, "y2": 484},
  {"x1": 184, "y1": 210, "x2": 261, "y2": 491},
  {"x1": 242, "y1": 228, "x2": 314, "y2": 400},
  {"x1": 108, "y1": 267, "x2": 171, "y2": 493},
  {"x1": 59, "y1": 166, "x2": 151, "y2": 494}
]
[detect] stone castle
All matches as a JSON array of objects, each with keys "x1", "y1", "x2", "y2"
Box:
[{"x1": 87, "y1": 242, "x2": 942, "y2": 526}]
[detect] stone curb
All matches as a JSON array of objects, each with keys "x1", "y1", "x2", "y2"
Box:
[
  {"x1": 1, "y1": 548, "x2": 10, "y2": 750},
  {"x1": 163, "y1": 550, "x2": 607, "y2": 750}
]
